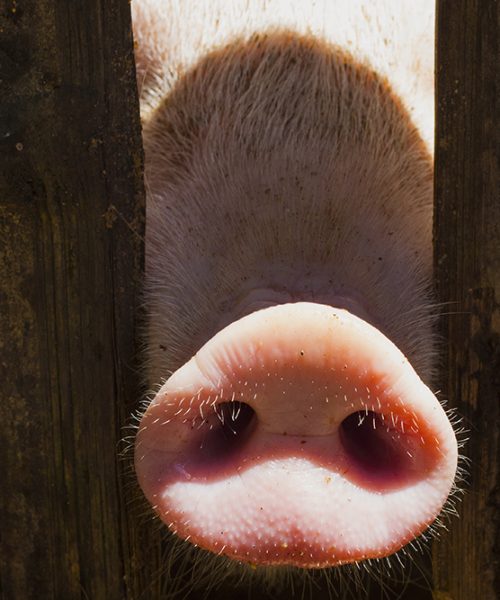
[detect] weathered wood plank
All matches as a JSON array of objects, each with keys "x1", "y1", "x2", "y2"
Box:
[
  {"x1": 433, "y1": 1, "x2": 499, "y2": 599},
  {"x1": 0, "y1": 1, "x2": 160, "y2": 598}
]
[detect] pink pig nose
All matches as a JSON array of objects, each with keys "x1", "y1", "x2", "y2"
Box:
[{"x1": 135, "y1": 303, "x2": 458, "y2": 567}]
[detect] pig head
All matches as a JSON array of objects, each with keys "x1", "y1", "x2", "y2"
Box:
[{"x1": 132, "y1": 0, "x2": 458, "y2": 573}]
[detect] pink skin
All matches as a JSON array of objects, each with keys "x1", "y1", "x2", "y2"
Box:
[{"x1": 135, "y1": 303, "x2": 458, "y2": 567}]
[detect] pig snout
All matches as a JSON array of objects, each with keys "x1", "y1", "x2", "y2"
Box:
[{"x1": 135, "y1": 302, "x2": 458, "y2": 568}]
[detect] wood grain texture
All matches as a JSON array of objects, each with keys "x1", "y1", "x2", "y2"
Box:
[
  {"x1": 0, "y1": 1, "x2": 161, "y2": 598},
  {"x1": 433, "y1": 1, "x2": 499, "y2": 599}
]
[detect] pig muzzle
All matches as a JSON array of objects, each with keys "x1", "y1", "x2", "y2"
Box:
[{"x1": 135, "y1": 302, "x2": 458, "y2": 567}]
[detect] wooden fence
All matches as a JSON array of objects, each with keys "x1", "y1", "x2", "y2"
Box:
[{"x1": 433, "y1": 1, "x2": 499, "y2": 599}]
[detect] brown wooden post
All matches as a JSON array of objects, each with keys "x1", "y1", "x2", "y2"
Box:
[
  {"x1": 0, "y1": 1, "x2": 161, "y2": 598},
  {"x1": 434, "y1": 1, "x2": 499, "y2": 599}
]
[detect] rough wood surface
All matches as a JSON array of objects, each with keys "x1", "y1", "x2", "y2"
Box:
[
  {"x1": 0, "y1": 1, "x2": 161, "y2": 598},
  {"x1": 433, "y1": 1, "x2": 499, "y2": 599}
]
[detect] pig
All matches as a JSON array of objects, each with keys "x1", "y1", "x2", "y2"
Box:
[{"x1": 130, "y1": 0, "x2": 461, "y2": 596}]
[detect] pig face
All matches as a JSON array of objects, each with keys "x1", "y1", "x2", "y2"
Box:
[{"x1": 131, "y1": 0, "x2": 460, "y2": 592}]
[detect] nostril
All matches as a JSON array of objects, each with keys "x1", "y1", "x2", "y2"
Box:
[
  {"x1": 195, "y1": 401, "x2": 257, "y2": 466},
  {"x1": 339, "y1": 410, "x2": 428, "y2": 490},
  {"x1": 213, "y1": 401, "x2": 256, "y2": 440}
]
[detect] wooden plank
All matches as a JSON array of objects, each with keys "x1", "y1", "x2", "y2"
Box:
[
  {"x1": 433, "y1": 1, "x2": 500, "y2": 599},
  {"x1": 0, "y1": 1, "x2": 161, "y2": 598}
]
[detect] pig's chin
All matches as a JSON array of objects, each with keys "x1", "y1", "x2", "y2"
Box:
[{"x1": 135, "y1": 302, "x2": 458, "y2": 568}]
